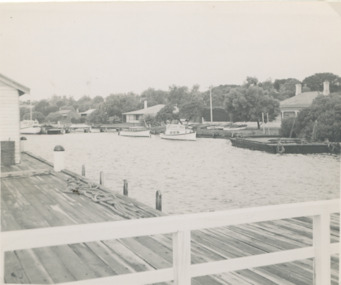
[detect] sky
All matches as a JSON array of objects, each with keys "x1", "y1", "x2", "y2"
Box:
[{"x1": 1, "y1": 1, "x2": 341, "y2": 101}]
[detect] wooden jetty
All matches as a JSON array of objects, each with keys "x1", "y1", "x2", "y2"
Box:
[
  {"x1": 230, "y1": 137, "x2": 339, "y2": 154},
  {"x1": 1, "y1": 152, "x2": 339, "y2": 284}
]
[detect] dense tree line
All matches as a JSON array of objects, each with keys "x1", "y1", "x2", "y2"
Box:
[{"x1": 21, "y1": 73, "x2": 340, "y2": 131}]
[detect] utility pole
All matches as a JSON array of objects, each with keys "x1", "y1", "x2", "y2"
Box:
[{"x1": 209, "y1": 86, "x2": 213, "y2": 123}]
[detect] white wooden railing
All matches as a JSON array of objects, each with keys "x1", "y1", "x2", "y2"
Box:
[{"x1": 1, "y1": 199, "x2": 339, "y2": 285}]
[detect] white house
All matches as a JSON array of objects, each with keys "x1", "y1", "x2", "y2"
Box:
[
  {"x1": 0, "y1": 73, "x2": 30, "y2": 164},
  {"x1": 280, "y1": 81, "x2": 330, "y2": 119},
  {"x1": 123, "y1": 101, "x2": 165, "y2": 124}
]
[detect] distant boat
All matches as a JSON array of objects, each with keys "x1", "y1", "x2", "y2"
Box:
[
  {"x1": 160, "y1": 124, "x2": 196, "y2": 141},
  {"x1": 118, "y1": 126, "x2": 151, "y2": 137},
  {"x1": 206, "y1": 125, "x2": 224, "y2": 130},
  {"x1": 223, "y1": 124, "x2": 247, "y2": 131},
  {"x1": 69, "y1": 124, "x2": 92, "y2": 133},
  {"x1": 20, "y1": 120, "x2": 41, "y2": 134},
  {"x1": 41, "y1": 124, "x2": 65, "y2": 135}
]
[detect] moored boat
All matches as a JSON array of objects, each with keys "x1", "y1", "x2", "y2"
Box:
[
  {"x1": 20, "y1": 120, "x2": 41, "y2": 134},
  {"x1": 41, "y1": 124, "x2": 65, "y2": 134},
  {"x1": 160, "y1": 124, "x2": 196, "y2": 141},
  {"x1": 69, "y1": 124, "x2": 92, "y2": 133},
  {"x1": 118, "y1": 126, "x2": 151, "y2": 137}
]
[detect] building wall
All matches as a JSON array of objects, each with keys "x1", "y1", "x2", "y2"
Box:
[
  {"x1": 126, "y1": 114, "x2": 141, "y2": 123},
  {"x1": 0, "y1": 81, "x2": 21, "y2": 163}
]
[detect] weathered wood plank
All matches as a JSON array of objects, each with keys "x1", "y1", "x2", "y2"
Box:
[
  {"x1": 33, "y1": 247, "x2": 76, "y2": 283},
  {"x1": 1, "y1": 169, "x2": 51, "y2": 178},
  {"x1": 103, "y1": 239, "x2": 154, "y2": 272},
  {"x1": 120, "y1": 237, "x2": 171, "y2": 269},
  {"x1": 4, "y1": 252, "x2": 30, "y2": 284},
  {"x1": 50, "y1": 245, "x2": 99, "y2": 281},
  {"x1": 68, "y1": 243, "x2": 116, "y2": 277},
  {"x1": 86, "y1": 241, "x2": 133, "y2": 275},
  {"x1": 15, "y1": 249, "x2": 53, "y2": 284}
]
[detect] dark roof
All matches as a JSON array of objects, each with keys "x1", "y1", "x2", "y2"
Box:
[
  {"x1": 280, "y1": 91, "x2": 321, "y2": 109},
  {"x1": 0, "y1": 73, "x2": 30, "y2": 95}
]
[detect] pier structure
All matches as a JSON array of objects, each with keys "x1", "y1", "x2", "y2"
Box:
[
  {"x1": 230, "y1": 137, "x2": 339, "y2": 154},
  {"x1": 1, "y1": 152, "x2": 339, "y2": 284}
]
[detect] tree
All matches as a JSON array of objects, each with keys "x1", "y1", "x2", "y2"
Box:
[
  {"x1": 92, "y1": 96, "x2": 104, "y2": 106},
  {"x1": 202, "y1": 108, "x2": 228, "y2": 122},
  {"x1": 141, "y1": 114, "x2": 158, "y2": 127},
  {"x1": 281, "y1": 94, "x2": 341, "y2": 141},
  {"x1": 303, "y1": 73, "x2": 341, "y2": 93},
  {"x1": 202, "y1": 85, "x2": 234, "y2": 107},
  {"x1": 276, "y1": 78, "x2": 301, "y2": 101},
  {"x1": 23, "y1": 111, "x2": 45, "y2": 122},
  {"x1": 179, "y1": 100, "x2": 205, "y2": 122},
  {"x1": 20, "y1": 107, "x2": 31, "y2": 120},
  {"x1": 87, "y1": 105, "x2": 109, "y2": 124},
  {"x1": 141, "y1": 88, "x2": 168, "y2": 106},
  {"x1": 167, "y1": 85, "x2": 190, "y2": 107},
  {"x1": 280, "y1": 117, "x2": 297, "y2": 137},
  {"x1": 224, "y1": 86, "x2": 280, "y2": 128},
  {"x1": 105, "y1": 93, "x2": 140, "y2": 119},
  {"x1": 244, "y1": 77, "x2": 259, "y2": 87},
  {"x1": 155, "y1": 105, "x2": 179, "y2": 123},
  {"x1": 45, "y1": 112, "x2": 64, "y2": 123},
  {"x1": 77, "y1": 96, "x2": 92, "y2": 112}
]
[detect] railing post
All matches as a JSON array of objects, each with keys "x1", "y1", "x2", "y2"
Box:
[
  {"x1": 123, "y1": 179, "x2": 128, "y2": 196},
  {"x1": 53, "y1": 145, "x2": 65, "y2": 172},
  {"x1": 156, "y1": 190, "x2": 162, "y2": 211},
  {"x1": 99, "y1": 171, "x2": 104, "y2": 186},
  {"x1": 313, "y1": 212, "x2": 330, "y2": 285},
  {"x1": 173, "y1": 230, "x2": 191, "y2": 285}
]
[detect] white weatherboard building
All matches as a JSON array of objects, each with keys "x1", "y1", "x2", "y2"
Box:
[
  {"x1": 0, "y1": 73, "x2": 30, "y2": 164},
  {"x1": 123, "y1": 101, "x2": 165, "y2": 124}
]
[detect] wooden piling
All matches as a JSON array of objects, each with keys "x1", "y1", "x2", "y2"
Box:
[
  {"x1": 156, "y1": 190, "x2": 162, "y2": 211},
  {"x1": 82, "y1": 165, "x2": 86, "y2": 177},
  {"x1": 123, "y1": 179, "x2": 128, "y2": 196},
  {"x1": 99, "y1": 171, "x2": 104, "y2": 186}
]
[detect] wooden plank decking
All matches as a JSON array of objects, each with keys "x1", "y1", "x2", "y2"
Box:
[{"x1": 1, "y1": 153, "x2": 339, "y2": 284}]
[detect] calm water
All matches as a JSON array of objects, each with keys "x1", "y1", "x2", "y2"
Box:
[{"x1": 24, "y1": 133, "x2": 340, "y2": 214}]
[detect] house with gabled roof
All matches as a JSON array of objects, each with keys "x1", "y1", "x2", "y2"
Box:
[
  {"x1": 123, "y1": 101, "x2": 165, "y2": 123},
  {"x1": 280, "y1": 81, "x2": 330, "y2": 119},
  {"x1": 0, "y1": 73, "x2": 30, "y2": 164}
]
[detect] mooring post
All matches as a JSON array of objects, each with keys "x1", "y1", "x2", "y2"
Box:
[
  {"x1": 123, "y1": 179, "x2": 128, "y2": 196},
  {"x1": 156, "y1": 190, "x2": 162, "y2": 211},
  {"x1": 20, "y1": 136, "x2": 27, "y2": 152},
  {"x1": 82, "y1": 164, "x2": 86, "y2": 177},
  {"x1": 53, "y1": 145, "x2": 65, "y2": 172},
  {"x1": 99, "y1": 171, "x2": 104, "y2": 186}
]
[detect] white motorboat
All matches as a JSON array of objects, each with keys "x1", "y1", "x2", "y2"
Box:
[
  {"x1": 118, "y1": 126, "x2": 151, "y2": 137},
  {"x1": 20, "y1": 120, "x2": 41, "y2": 134},
  {"x1": 160, "y1": 124, "x2": 196, "y2": 141}
]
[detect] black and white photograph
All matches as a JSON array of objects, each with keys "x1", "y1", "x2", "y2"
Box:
[{"x1": 0, "y1": 1, "x2": 340, "y2": 284}]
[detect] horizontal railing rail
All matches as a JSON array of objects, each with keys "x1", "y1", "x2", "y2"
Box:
[{"x1": 1, "y1": 199, "x2": 339, "y2": 285}]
